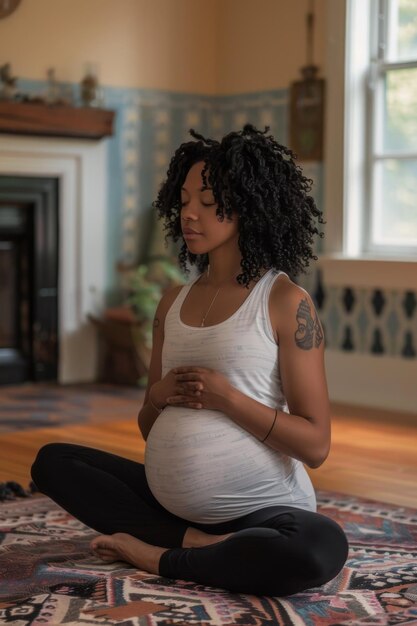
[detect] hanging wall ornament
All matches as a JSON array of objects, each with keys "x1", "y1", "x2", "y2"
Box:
[{"x1": 289, "y1": 0, "x2": 325, "y2": 161}]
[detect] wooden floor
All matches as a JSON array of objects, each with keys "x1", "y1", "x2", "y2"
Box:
[{"x1": 0, "y1": 396, "x2": 416, "y2": 509}]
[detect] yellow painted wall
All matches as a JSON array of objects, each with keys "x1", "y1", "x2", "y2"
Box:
[
  {"x1": 216, "y1": 0, "x2": 327, "y2": 93},
  {"x1": 0, "y1": 0, "x2": 326, "y2": 94},
  {"x1": 0, "y1": 0, "x2": 217, "y2": 93}
]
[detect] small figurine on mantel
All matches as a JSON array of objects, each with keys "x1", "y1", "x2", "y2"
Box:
[
  {"x1": 43, "y1": 68, "x2": 73, "y2": 106},
  {"x1": 80, "y1": 63, "x2": 104, "y2": 108},
  {"x1": 0, "y1": 63, "x2": 18, "y2": 100},
  {"x1": 45, "y1": 68, "x2": 60, "y2": 104}
]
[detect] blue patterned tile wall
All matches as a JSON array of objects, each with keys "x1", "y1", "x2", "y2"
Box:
[
  {"x1": 14, "y1": 80, "x2": 416, "y2": 359},
  {"x1": 309, "y1": 269, "x2": 417, "y2": 359}
]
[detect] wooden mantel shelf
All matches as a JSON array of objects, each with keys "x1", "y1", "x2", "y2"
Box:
[{"x1": 0, "y1": 101, "x2": 115, "y2": 140}]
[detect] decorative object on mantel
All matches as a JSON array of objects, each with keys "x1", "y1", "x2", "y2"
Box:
[
  {"x1": 289, "y1": 0, "x2": 325, "y2": 161},
  {"x1": 89, "y1": 257, "x2": 186, "y2": 386},
  {"x1": 0, "y1": 0, "x2": 21, "y2": 20},
  {"x1": 44, "y1": 67, "x2": 73, "y2": 106},
  {"x1": 45, "y1": 68, "x2": 60, "y2": 104},
  {"x1": 0, "y1": 60, "x2": 112, "y2": 138},
  {"x1": 80, "y1": 62, "x2": 104, "y2": 108},
  {"x1": 0, "y1": 63, "x2": 19, "y2": 101}
]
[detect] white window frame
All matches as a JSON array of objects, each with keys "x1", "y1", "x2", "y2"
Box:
[{"x1": 320, "y1": 0, "x2": 417, "y2": 289}]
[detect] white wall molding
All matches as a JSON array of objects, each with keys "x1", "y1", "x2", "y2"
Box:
[
  {"x1": 0, "y1": 135, "x2": 108, "y2": 383},
  {"x1": 325, "y1": 349, "x2": 417, "y2": 414}
]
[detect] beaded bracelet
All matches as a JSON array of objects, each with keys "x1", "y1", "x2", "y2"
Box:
[{"x1": 261, "y1": 408, "x2": 278, "y2": 442}]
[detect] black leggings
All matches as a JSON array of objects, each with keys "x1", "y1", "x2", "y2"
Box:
[{"x1": 31, "y1": 443, "x2": 349, "y2": 596}]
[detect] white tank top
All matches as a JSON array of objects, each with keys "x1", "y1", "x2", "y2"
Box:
[{"x1": 144, "y1": 269, "x2": 316, "y2": 524}]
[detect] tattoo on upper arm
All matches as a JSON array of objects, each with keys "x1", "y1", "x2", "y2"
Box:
[
  {"x1": 153, "y1": 317, "x2": 160, "y2": 328},
  {"x1": 314, "y1": 314, "x2": 323, "y2": 348},
  {"x1": 294, "y1": 298, "x2": 323, "y2": 350}
]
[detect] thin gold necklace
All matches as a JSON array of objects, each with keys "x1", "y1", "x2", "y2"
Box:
[{"x1": 200, "y1": 264, "x2": 240, "y2": 327}]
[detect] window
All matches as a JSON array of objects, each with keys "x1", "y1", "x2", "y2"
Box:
[
  {"x1": 366, "y1": 0, "x2": 417, "y2": 255},
  {"x1": 342, "y1": 0, "x2": 417, "y2": 258}
]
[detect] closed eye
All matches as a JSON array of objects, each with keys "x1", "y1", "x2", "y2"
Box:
[{"x1": 180, "y1": 202, "x2": 215, "y2": 207}]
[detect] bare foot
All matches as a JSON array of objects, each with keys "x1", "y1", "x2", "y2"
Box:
[
  {"x1": 90, "y1": 533, "x2": 167, "y2": 574},
  {"x1": 182, "y1": 527, "x2": 234, "y2": 548}
]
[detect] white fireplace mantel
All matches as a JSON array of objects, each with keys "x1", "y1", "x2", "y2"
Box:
[{"x1": 0, "y1": 134, "x2": 108, "y2": 383}]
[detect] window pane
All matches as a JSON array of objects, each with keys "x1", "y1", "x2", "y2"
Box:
[
  {"x1": 373, "y1": 159, "x2": 417, "y2": 245},
  {"x1": 387, "y1": 0, "x2": 417, "y2": 61},
  {"x1": 383, "y1": 68, "x2": 417, "y2": 151}
]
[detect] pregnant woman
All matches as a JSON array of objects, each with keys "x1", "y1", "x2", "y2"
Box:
[{"x1": 31, "y1": 124, "x2": 348, "y2": 596}]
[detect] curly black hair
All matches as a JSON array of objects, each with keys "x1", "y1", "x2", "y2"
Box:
[{"x1": 153, "y1": 124, "x2": 325, "y2": 288}]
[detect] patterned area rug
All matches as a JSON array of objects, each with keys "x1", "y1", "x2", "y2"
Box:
[
  {"x1": 0, "y1": 492, "x2": 416, "y2": 625},
  {"x1": 0, "y1": 384, "x2": 143, "y2": 433}
]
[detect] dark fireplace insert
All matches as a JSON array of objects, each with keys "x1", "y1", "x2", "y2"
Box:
[{"x1": 0, "y1": 176, "x2": 59, "y2": 385}]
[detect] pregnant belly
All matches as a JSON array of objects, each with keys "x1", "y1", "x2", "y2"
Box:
[{"x1": 144, "y1": 406, "x2": 295, "y2": 523}]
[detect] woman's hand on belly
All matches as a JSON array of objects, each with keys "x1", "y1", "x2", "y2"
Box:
[
  {"x1": 167, "y1": 367, "x2": 232, "y2": 411},
  {"x1": 151, "y1": 368, "x2": 204, "y2": 410}
]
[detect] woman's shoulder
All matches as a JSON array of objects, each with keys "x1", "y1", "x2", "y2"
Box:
[
  {"x1": 270, "y1": 271, "x2": 308, "y2": 300},
  {"x1": 270, "y1": 273, "x2": 317, "y2": 335},
  {"x1": 156, "y1": 272, "x2": 202, "y2": 319},
  {"x1": 156, "y1": 283, "x2": 185, "y2": 319}
]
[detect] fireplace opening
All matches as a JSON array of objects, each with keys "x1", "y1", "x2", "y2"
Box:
[{"x1": 0, "y1": 176, "x2": 59, "y2": 385}]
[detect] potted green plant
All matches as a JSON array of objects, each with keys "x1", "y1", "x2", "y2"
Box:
[
  {"x1": 90, "y1": 256, "x2": 185, "y2": 386},
  {"x1": 126, "y1": 256, "x2": 186, "y2": 351}
]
